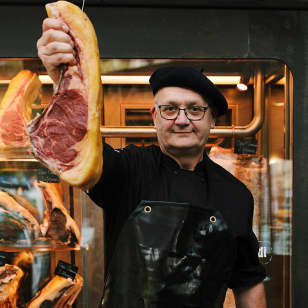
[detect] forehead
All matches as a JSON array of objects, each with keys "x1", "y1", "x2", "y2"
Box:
[{"x1": 155, "y1": 87, "x2": 207, "y2": 105}]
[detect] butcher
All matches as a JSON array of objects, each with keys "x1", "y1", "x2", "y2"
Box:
[{"x1": 37, "y1": 17, "x2": 267, "y2": 308}]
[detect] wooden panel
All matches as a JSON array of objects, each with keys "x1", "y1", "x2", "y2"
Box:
[
  {"x1": 103, "y1": 85, "x2": 154, "y2": 148},
  {"x1": 120, "y1": 103, "x2": 154, "y2": 147}
]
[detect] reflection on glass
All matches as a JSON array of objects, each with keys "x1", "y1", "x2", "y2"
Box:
[
  {"x1": 0, "y1": 58, "x2": 293, "y2": 308},
  {"x1": 125, "y1": 109, "x2": 153, "y2": 126},
  {"x1": 258, "y1": 240, "x2": 273, "y2": 265},
  {"x1": 125, "y1": 108, "x2": 156, "y2": 147},
  {"x1": 0, "y1": 161, "x2": 80, "y2": 250},
  {"x1": 101, "y1": 59, "x2": 292, "y2": 308},
  {"x1": 215, "y1": 109, "x2": 232, "y2": 126}
]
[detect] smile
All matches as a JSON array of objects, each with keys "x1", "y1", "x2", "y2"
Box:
[{"x1": 172, "y1": 131, "x2": 192, "y2": 134}]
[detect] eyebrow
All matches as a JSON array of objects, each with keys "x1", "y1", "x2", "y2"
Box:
[{"x1": 163, "y1": 100, "x2": 207, "y2": 107}]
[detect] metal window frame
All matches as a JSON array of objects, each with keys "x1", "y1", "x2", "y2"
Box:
[{"x1": 0, "y1": 4, "x2": 306, "y2": 307}]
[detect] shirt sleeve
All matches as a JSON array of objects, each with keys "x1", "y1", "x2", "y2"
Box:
[
  {"x1": 228, "y1": 230, "x2": 266, "y2": 289},
  {"x1": 87, "y1": 142, "x2": 129, "y2": 209}
]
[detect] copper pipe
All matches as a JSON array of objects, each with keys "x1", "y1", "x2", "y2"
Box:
[
  {"x1": 100, "y1": 68, "x2": 264, "y2": 138},
  {"x1": 211, "y1": 67, "x2": 264, "y2": 137},
  {"x1": 100, "y1": 126, "x2": 156, "y2": 137},
  {"x1": 284, "y1": 64, "x2": 290, "y2": 159}
]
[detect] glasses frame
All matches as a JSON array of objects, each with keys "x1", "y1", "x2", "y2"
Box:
[{"x1": 157, "y1": 104, "x2": 209, "y2": 121}]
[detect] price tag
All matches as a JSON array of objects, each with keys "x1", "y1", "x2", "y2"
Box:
[
  {"x1": 37, "y1": 166, "x2": 60, "y2": 183},
  {"x1": 234, "y1": 138, "x2": 258, "y2": 154},
  {"x1": 258, "y1": 241, "x2": 272, "y2": 265},
  {"x1": 55, "y1": 260, "x2": 78, "y2": 280}
]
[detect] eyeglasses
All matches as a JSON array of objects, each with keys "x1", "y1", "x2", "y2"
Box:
[{"x1": 157, "y1": 105, "x2": 209, "y2": 121}]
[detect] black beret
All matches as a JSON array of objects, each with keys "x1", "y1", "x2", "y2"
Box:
[{"x1": 149, "y1": 66, "x2": 228, "y2": 117}]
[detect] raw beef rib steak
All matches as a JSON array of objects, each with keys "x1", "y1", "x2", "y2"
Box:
[
  {"x1": 0, "y1": 70, "x2": 41, "y2": 150},
  {"x1": 27, "y1": 1, "x2": 103, "y2": 190}
]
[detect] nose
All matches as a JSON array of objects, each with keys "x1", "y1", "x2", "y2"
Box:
[{"x1": 174, "y1": 109, "x2": 190, "y2": 125}]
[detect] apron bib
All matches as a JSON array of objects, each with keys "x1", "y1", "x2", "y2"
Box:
[{"x1": 101, "y1": 200, "x2": 236, "y2": 308}]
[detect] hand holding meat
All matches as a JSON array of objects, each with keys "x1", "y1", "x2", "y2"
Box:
[
  {"x1": 37, "y1": 17, "x2": 76, "y2": 86},
  {"x1": 28, "y1": 1, "x2": 103, "y2": 189}
]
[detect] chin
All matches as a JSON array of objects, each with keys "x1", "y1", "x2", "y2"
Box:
[
  {"x1": 170, "y1": 137, "x2": 198, "y2": 149},
  {"x1": 168, "y1": 142, "x2": 200, "y2": 151}
]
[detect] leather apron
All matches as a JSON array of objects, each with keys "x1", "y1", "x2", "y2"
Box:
[{"x1": 100, "y1": 200, "x2": 236, "y2": 308}]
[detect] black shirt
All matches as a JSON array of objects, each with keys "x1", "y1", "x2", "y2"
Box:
[{"x1": 88, "y1": 142, "x2": 266, "y2": 290}]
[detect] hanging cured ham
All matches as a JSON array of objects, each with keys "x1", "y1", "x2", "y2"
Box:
[
  {"x1": 36, "y1": 181, "x2": 81, "y2": 248},
  {"x1": 27, "y1": 262, "x2": 83, "y2": 308},
  {"x1": 0, "y1": 264, "x2": 24, "y2": 308},
  {"x1": 27, "y1": 274, "x2": 83, "y2": 308},
  {"x1": 27, "y1": 1, "x2": 103, "y2": 190},
  {"x1": 0, "y1": 70, "x2": 41, "y2": 150},
  {"x1": 12, "y1": 252, "x2": 34, "y2": 307},
  {"x1": 0, "y1": 191, "x2": 41, "y2": 245}
]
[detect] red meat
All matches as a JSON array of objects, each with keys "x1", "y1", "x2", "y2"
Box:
[{"x1": 27, "y1": 1, "x2": 103, "y2": 189}]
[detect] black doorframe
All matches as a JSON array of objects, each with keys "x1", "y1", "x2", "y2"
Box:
[{"x1": 0, "y1": 4, "x2": 307, "y2": 307}]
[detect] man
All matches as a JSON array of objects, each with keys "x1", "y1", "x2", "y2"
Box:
[{"x1": 37, "y1": 18, "x2": 267, "y2": 308}]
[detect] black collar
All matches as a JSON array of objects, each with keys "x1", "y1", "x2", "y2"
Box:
[{"x1": 160, "y1": 149, "x2": 207, "y2": 176}]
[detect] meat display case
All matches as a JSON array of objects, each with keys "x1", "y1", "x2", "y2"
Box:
[
  {"x1": 0, "y1": 58, "x2": 292, "y2": 307},
  {"x1": 0, "y1": 160, "x2": 104, "y2": 307},
  {"x1": 0, "y1": 59, "x2": 104, "y2": 307}
]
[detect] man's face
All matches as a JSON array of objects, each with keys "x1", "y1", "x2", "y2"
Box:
[{"x1": 152, "y1": 87, "x2": 216, "y2": 156}]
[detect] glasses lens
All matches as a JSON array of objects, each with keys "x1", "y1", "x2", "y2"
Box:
[
  {"x1": 186, "y1": 106, "x2": 205, "y2": 120},
  {"x1": 160, "y1": 105, "x2": 178, "y2": 119}
]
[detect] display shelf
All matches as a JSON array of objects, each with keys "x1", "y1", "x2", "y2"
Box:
[
  {"x1": 0, "y1": 151, "x2": 84, "y2": 307},
  {"x1": 0, "y1": 244, "x2": 81, "y2": 252},
  {"x1": 0, "y1": 249, "x2": 83, "y2": 307},
  {"x1": 0, "y1": 147, "x2": 34, "y2": 159}
]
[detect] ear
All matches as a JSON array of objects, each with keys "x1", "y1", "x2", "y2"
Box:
[
  {"x1": 151, "y1": 105, "x2": 157, "y2": 128},
  {"x1": 210, "y1": 117, "x2": 216, "y2": 129}
]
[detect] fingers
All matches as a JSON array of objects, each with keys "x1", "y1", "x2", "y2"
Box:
[
  {"x1": 38, "y1": 40, "x2": 76, "y2": 64},
  {"x1": 37, "y1": 18, "x2": 76, "y2": 83},
  {"x1": 38, "y1": 25, "x2": 74, "y2": 50},
  {"x1": 37, "y1": 30, "x2": 76, "y2": 70},
  {"x1": 40, "y1": 53, "x2": 76, "y2": 70},
  {"x1": 40, "y1": 41, "x2": 74, "y2": 56},
  {"x1": 42, "y1": 17, "x2": 69, "y2": 33}
]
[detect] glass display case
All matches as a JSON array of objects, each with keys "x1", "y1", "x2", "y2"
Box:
[
  {"x1": 0, "y1": 58, "x2": 292, "y2": 307},
  {"x1": 0, "y1": 59, "x2": 104, "y2": 307}
]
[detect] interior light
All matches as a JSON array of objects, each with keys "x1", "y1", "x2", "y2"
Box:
[
  {"x1": 101, "y1": 75, "x2": 241, "y2": 85},
  {"x1": 0, "y1": 75, "x2": 242, "y2": 85},
  {"x1": 269, "y1": 156, "x2": 281, "y2": 165},
  {"x1": 236, "y1": 73, "x2": 250, "y2": 91},
  {"x1": 0, "y1": 79, "x2": 14, "y2": 84},
  {"x1": 237, "y1": 82, "x2": 248, "y2": 91},
  {"x1": 208, "y1": 76, "x2": 241, "y2": 85},
  {"x1": 38, "y1": 75, "x2": 53, "y2": 84},
  {"x1": 276, "y1": 77, "x2": 286, "y2": 85},
  {"x1": 101, "y1": 76, "x2": 150, "y2": 84}
]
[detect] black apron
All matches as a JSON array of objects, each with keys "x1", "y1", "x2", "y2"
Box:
[{"x1": 100, "y1": 200, "x2": 236, "y2": 308}]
